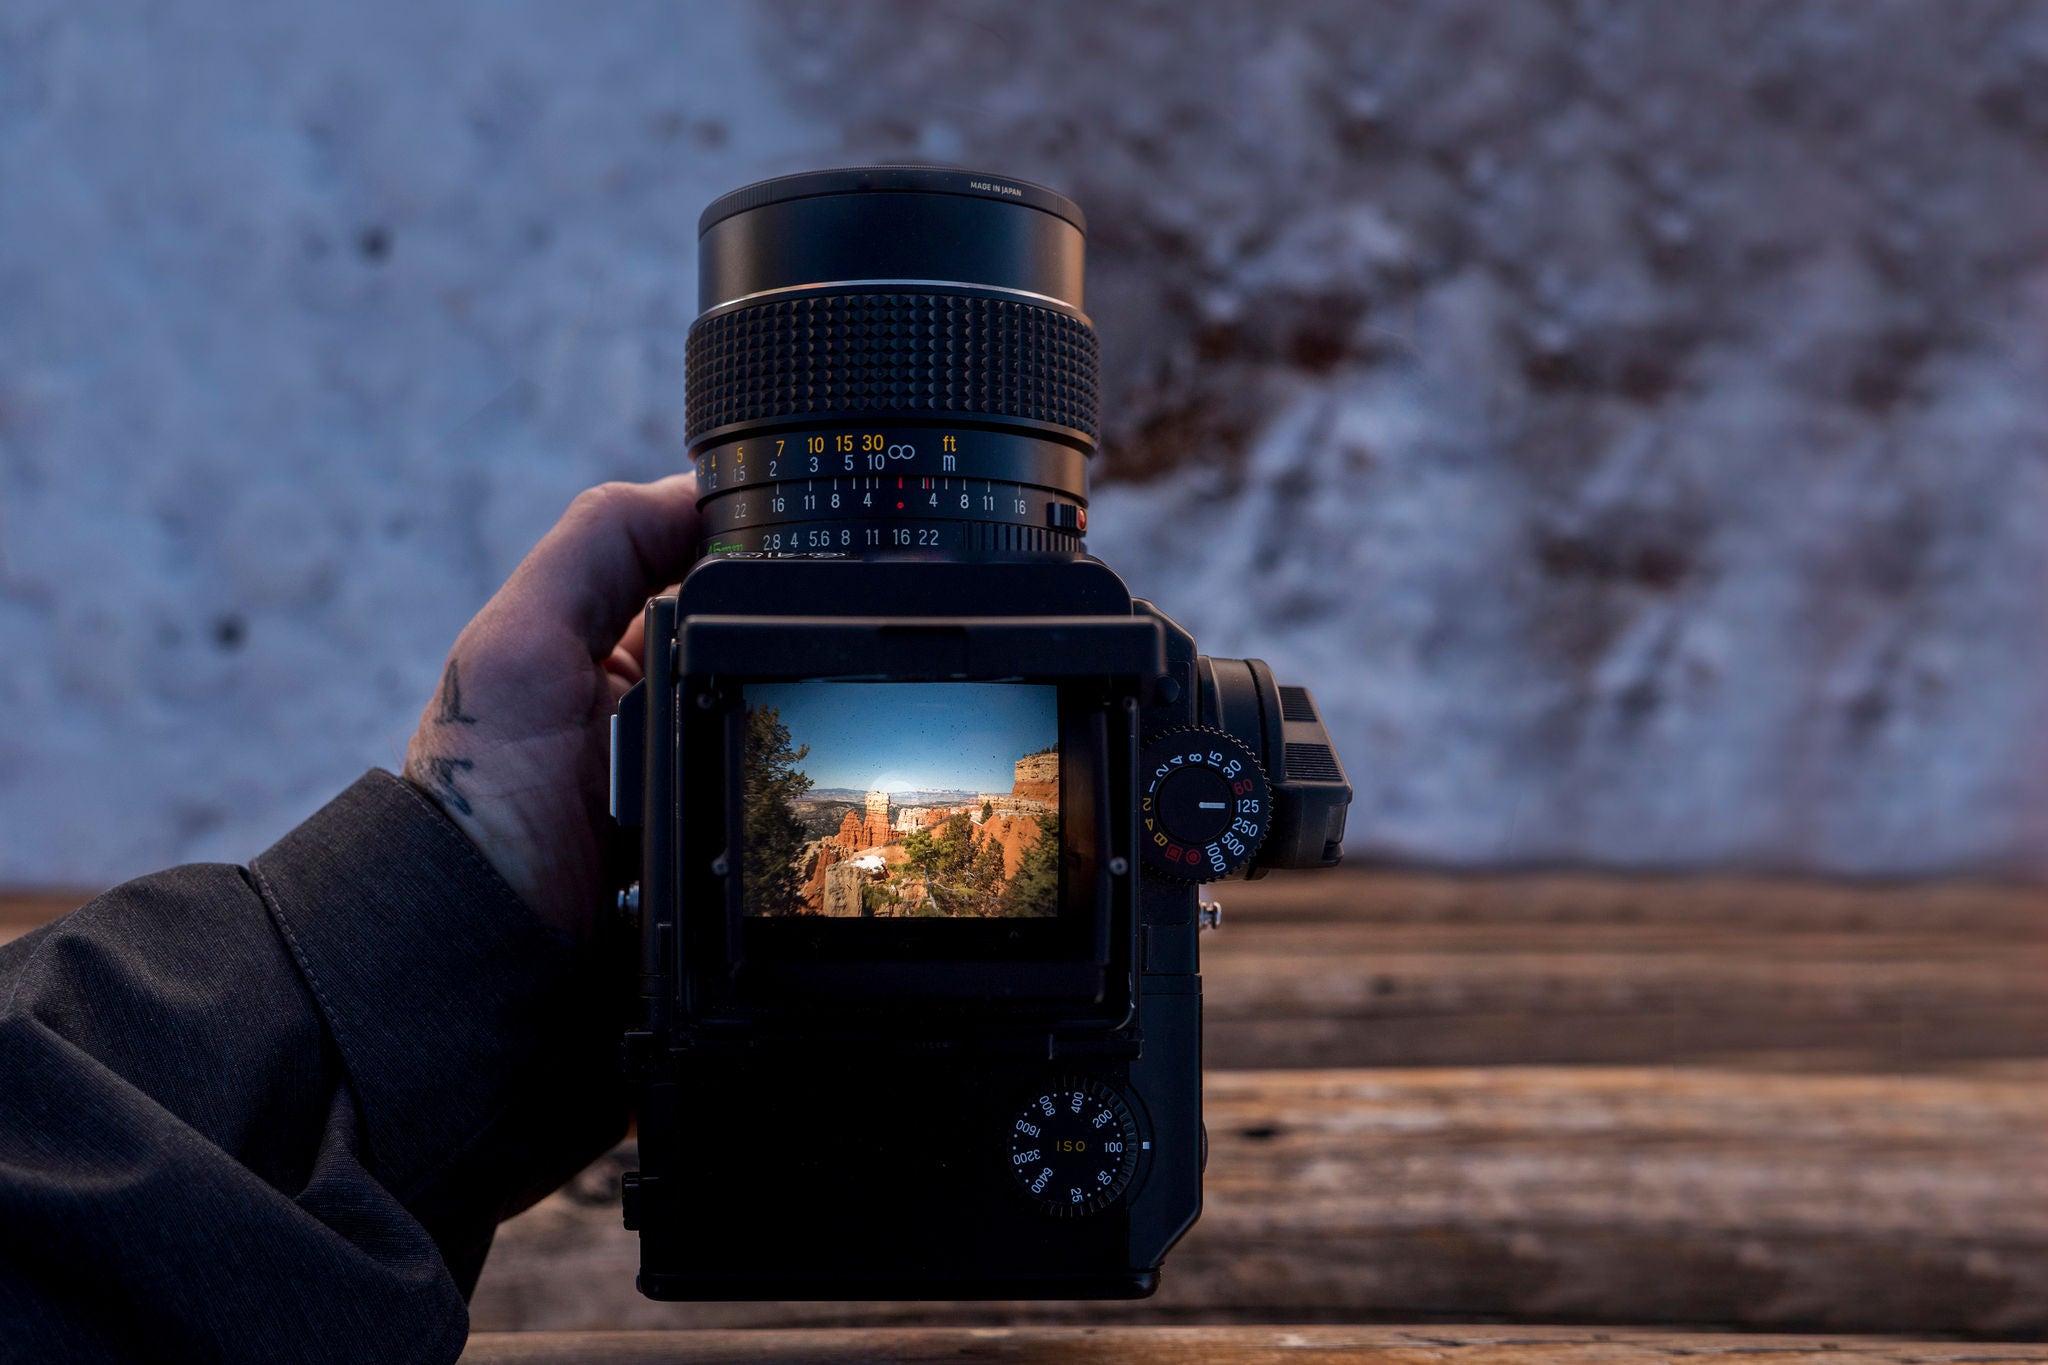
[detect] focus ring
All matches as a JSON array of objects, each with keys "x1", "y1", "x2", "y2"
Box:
[{"x1": 684, "y1": 291, "x2": 1100, "y2": 446}]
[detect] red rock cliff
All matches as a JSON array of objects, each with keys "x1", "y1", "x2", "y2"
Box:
[
  {"x1": 836, "y1": 808, "x2": 895, "y2": 852},
  {"x1": 972, "y1": 811, "x2": 1045, "y2": 879},
  {"x1": 1011, "y1": 751, "x2": 1059, "y2": 804}
]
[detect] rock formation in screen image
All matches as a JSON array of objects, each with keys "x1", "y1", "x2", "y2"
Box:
[
  {"x1": 1011, "y1": 749, "x2": 1059, "y2": 804},
  {"x1": 971, "y1": 810, "x2": 1042, "y2": 879},
  {"x1": 820, "y1": 860, "x2": 870, "y2": 917},
  {"x1": 777, "y1": 748, "x2": 1061, "y2": 917},
  {"x1": 977, "y1": 750, "x2": 1060, "y2": 818}
]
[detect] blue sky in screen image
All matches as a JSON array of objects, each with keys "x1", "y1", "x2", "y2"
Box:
[{"x1": 748, "y1": 683, "x2": 1057, "y2": 793}]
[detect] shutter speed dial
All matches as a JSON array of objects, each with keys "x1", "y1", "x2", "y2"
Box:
[{"x1": 1139, "y1": 727, "x2": 1270, "y2": 881}]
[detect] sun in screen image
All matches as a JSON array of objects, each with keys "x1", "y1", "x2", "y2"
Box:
[{"x1": 742, "y1": 683, "x2": 1061, "y2": 919}]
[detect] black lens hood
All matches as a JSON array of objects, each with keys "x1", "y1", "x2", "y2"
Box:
[{"x1": 697, "y1": 165, "x2": 1087, "y2": 313}]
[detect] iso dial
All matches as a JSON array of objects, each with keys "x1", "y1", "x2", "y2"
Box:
[
  {"x1": 1139, "y1": 727, "x2": 1270, "y2": 881},
  {"x1": 1008, "y1": 1079, "x2": 1142, "y2": 1216}
]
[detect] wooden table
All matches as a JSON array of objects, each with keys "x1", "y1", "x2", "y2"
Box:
[
  {"x1": 13, "y1": 872, "x2": 2048, "y2": 1341},
  {"x1": 468, "y1": 872, "x2": 2048, "y2": 1337},
  {"x1": 457, "y1": 1325, "x2": 2048, "y2": 1363}
]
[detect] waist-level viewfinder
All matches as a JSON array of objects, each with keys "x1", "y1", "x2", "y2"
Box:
[{"x1": 609, "y1": 165, "x2": 1352, "y2": 1301}]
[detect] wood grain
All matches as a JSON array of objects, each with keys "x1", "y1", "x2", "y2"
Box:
[
  {"x1": 1199, "y1": 872, "x2": 2048, "y2": 1071},
  {"x1": 11, "y1": 871, "x2": 2047, "y2": 1070},
  {"x1": 458, "y1": 1325, "x2": 2048, "y2": 1364},
  {"x1": 13, "y1": 871, "x2": 2048, "y2": 1332},
  {"x1": 469, "y1": 1065, "x2": 2048, "y2": 1337}
]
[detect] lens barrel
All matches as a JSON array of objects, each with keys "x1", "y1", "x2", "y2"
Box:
[{"x1": 685, "y1": 166, "x2": 1099, "y2": 561}]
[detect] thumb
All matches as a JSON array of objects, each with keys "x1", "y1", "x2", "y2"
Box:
[{"x1": 503, "y1": 475, "x2": 700, "y2": 658}]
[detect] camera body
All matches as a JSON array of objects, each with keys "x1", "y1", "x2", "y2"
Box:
[{"x1": 608, "y1": 168, "x2": 1351, "y2": 1300}]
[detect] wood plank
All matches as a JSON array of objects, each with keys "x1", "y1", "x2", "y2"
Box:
[
  {"x1": 9, "y1": 871, "x2": 2047, "y2": 1069},
  {"x1": 469, "y1": 1065, "x2": 2048, "y2": 1337},
  {"x1": 1199, "y1": 872, "x2": 2048, "y2": 1071},
  {"x1": 1220, "y1": 871, "x2": 2048, "y2": 934},
  {"x1": 459, "y1": 1325, "x2": 2048, "y2": 1364},
  {"x1": 1202, "y1": 922, "x2": 2048, "y2": 1070}
]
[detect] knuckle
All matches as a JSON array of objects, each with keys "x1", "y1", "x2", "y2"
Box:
[{"x1": 568, "y1": 481, "x2": 636, "y2": 524}]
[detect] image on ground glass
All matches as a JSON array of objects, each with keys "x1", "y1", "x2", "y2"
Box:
[{"x1": 741, "y1": 683, "x2": 1061, "y2": 919}]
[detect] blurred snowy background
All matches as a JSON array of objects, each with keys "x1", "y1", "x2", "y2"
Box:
[{"x1": 2, "y1": 1, "x2": 2044, "y2": 884}]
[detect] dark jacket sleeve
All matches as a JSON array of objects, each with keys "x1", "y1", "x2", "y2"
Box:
[{"x1": 0, "y1": 771, "x2": 627, "y2": 1365}]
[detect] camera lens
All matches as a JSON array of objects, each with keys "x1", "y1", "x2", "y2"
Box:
[{"x1": 685, "y1": 166, "x2": 1098, "y2": 560}]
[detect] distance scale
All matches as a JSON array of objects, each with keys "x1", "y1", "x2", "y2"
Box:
[
  {"x1": 695, "y1": 427, "x2": 1087, "y2": 495},
  {"x1": 1006, "y1": 1079, "x2": 1144, "y2": 1216},
  {"x1": 694, "y1": 425, "x2": 1089, "y2": 559}
]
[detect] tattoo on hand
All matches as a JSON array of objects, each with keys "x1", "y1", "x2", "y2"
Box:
[
  {"x1": 412, "y1": 755, "x2": 476, "y2": 816},
  {"x1": 433, "y1": 659, "x2": 480, "y2": 726}
]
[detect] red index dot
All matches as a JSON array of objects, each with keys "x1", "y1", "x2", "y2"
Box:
[{"x1": 896, "y1": 502, "x2": 904, "y2": 509}]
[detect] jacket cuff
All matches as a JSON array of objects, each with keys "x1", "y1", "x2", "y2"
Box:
[{"x1": 249, "y1": 770, "x2": 582, "y2": 1204}]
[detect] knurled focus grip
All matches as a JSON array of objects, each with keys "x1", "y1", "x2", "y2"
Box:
[{"x1": 684, "y1": 290, "x2": 1100, "y2": 448}]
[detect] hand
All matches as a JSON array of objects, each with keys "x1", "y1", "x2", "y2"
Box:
[{"x1": 403, "y1": 476, "x2": 698, "y2": 940}]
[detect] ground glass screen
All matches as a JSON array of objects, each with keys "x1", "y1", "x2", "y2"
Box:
[{"x1": 741, "y1": 683, "x2": 1061, "y2": 919}]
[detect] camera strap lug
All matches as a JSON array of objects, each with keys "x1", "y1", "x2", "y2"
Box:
[{"x1": 620, "y1": 1170, "x2": 657, "y2": 1231}]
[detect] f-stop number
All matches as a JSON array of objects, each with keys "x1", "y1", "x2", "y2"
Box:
[{"x1": 1008, "y1": 1079, "x2": 1141, "y2": 1216}]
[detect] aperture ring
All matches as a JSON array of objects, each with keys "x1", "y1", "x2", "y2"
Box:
[
  {"x1": 684, "y1": 289, "x2": 1100, "y2": 447},
  {"x1": 701, "y1": 520, "x2": 1083, "y2": 560}
]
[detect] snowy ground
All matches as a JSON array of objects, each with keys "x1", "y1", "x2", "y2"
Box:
[{"x1": 2, "y1": 2, "x2": 2043, "y2": 884}]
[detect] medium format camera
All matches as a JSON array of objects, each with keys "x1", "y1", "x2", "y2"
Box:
[{"x1": 608, "y1": 166, "x2": 1352, "y2": 1300}]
